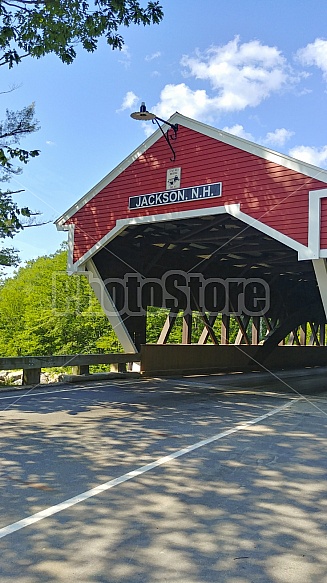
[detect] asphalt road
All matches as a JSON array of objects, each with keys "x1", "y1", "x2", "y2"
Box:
[{"x1": 0, "y1": 369, "x2": 326, "y2": 583}]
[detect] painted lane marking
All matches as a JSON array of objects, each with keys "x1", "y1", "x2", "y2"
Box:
[
  {"x1": 0, "y1": 398, "x2": 300, "y2": 539},
  {"x1": 0, "y1": 384, "x2": 115, "y2": 402}
]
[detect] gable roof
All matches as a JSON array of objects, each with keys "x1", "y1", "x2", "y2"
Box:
[{"x1": 55, "y1": 112, "x2": 327, "y2": 228}]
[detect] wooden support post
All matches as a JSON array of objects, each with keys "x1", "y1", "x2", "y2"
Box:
[
  {"x1": 22, "y1": 368, "x2": 41, "y2": 385},
  {"x1": 274, "y1": 319, "x2": 286, "y2": 345},
  {"x1": 300, "y1": 324, "x2": 307, "y2": 345},
  {"x1": 263, "y1": 315, "x2": 272, "y2": 333},
  {"x1": 235, "y1": 315, "x2": 251, "y2": 345},
  {"x1": 182, "y1": 312, "x2": 192, "y2": 344},
  {"x1": 288, "y1": 329, "x2": 301, "y2": 345},
  {"x1": 111, "y1": 362, "x2": 127, "y2": 373},
  {"x1": 157, "y1": 309, "x2": 178, "y2": 344},
  {"x1": 123, "y1": 314, "x2": 147, "y2": 352},
  {"x1": 309, "y1": 322, "x2": 320, "y2": 346},
  {"x1": 221, "y1": 314, "x2": 230, "y2": 345},
  {"x1": 287, "y1": 331, "x2": 294, "y2": 345},
  {"x1": 320, "y1": 323, "x2": 326, "y2": 346},
  {"x1": 198, "y1": 312, "x2": 218, "y2": 345},
  {"x1": 71, "y1": 365, "x2": 89, "y2": 375},
  {"x1": 252, "y1": 316, "x2": 260, "y2": 345}
]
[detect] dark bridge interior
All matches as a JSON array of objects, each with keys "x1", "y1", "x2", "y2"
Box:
[{"x1": 91, "y1": 213, "x2": 325, "y2": 352}]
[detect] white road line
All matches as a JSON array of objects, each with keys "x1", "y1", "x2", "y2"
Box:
[
  {"x1": 0, "y1": 397, "x2": 300, "y2": 539},
  {"x1": 0, "y1": 384, "x2": 108, "y2": 401}
]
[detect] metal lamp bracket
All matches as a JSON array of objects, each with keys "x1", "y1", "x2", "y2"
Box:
[
  {"x1": 131, "y1": 103, "x2": 178, "y2": 161},
  {"x1": 152, "y1": 117, "x2": 178, "y2": 162}
]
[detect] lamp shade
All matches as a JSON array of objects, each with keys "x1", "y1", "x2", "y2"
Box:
[{"x1": 130, "y1": 102, "x2": 156, "y2": 121}]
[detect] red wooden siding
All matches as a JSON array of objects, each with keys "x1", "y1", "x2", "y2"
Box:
[{"x1": 67, "y1": 126, "x2": 327, "y2": 263}]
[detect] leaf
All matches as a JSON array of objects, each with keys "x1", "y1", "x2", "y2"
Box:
[{"x1": 0, "y1": 1, "x2": 164, "y2": 67}]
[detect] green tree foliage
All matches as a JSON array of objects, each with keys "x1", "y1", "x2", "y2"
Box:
[
  {"x1": 0, "y1": 248, "x2": 122, "y2": 356},
  {"x1": 0, "y1": 246, "x2": 246, "y2": 357},
  {"x1": 0, "y1": 1, "x2": 163, "y2": 266},
  {"x1": 0, "y1": 102, "x2": 39, "y2": 177},
  {"x1": 0, "y1": 102, "x2": 40, "y2": 269},
  {"x1": 146, "y1": 308, "x2": 241, "y2": 344},
  {"x1": 0, "y1": 0, "x2": 164, "y2": 68}
]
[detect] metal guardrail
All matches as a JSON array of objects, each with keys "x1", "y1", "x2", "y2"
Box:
[{"x1": 0, "y1": 353, "x2": 141, "y2": 385}]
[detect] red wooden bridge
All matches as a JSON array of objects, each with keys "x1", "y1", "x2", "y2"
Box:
[{"x1": 56, "y1": 113, "x2": 327, "y2": 373}]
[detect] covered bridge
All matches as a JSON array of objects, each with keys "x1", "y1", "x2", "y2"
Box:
[{"x1": 56, "y1": 113, "x2": 327, "y2": 373}]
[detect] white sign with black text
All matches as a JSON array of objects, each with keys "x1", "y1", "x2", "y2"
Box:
[
  {"x1": 166, "y1": 167, "x2": 181, "y2": 190},
  {"x1": 129, "y1": 182, "x2": 222, "y2": 210}
]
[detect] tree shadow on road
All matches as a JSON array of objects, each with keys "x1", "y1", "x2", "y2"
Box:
[{"x1": 0, "y1": 379, "x2": 326, "y2": 582}]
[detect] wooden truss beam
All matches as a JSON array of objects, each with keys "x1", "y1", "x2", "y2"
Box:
[
  {"x1": 157, "y1": 309, "x2": 178, "y2": 344},
  {"x1": 197, "y1": 312, "x2": 219, "y2": 345}
]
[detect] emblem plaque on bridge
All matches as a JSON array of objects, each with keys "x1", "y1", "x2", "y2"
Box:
[{"x1": 166, "y1": 167, "x2": 181, "y2": 190}]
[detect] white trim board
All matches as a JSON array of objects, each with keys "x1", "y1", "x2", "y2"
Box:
[
  {"x1": 69, "y1": 205, "x2": 231, "y2": 272},
  {"x1": 68, "y1": 198, "x2": 327, "y2": 273},
  {"x1": 85, "y1": 259, "x2": 137, "y2": 353},
  {"x1": 312, "y1": 258, "x2": 327, "y2": 318}
]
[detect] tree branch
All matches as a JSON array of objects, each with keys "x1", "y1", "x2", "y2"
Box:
[{"x1": 0, "y1": 84, "x2": 22, "y2": 95}]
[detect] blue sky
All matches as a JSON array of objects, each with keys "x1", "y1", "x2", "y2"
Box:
[{"x1": 2, "y1": 0, "x2": 327, "y2": 272}]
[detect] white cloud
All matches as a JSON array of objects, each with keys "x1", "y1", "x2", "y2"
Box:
[
  {"x1": 142, "y1": 121, "x2": 156, "y2": 138},
  {"x1": 118, "y1": 44, "x2": 131, "y2": 67},
  {"x1": 151, "y1": 36, "x2": 290, "y2": 122},
  {"x1": 222, "y1": 124, "x2": 254, "y2": 141},
  {"x1": 182, "y1": 37, "x2": 287, "y2": 110},
  {"x1": 263, "y1": 128, "x2": 294, "y2": 147},
  {"x1": 117, "y1": 91, "x2": 139, "y2": 112},
  {"x1": 182, "y1": 37, "x2": 286, "y2": 100},
  {"x1": 145, "y1": 51, "x2": 161, "y2": 61},
  {"x1": 221, "y1": 125, "x2": 294, "y2": 149},
  {"x1": 296, "y1": 38, "x2": 327, "y2": 79},
  {"x1": 152, "y1": 83, "x2": 218, "y2": 121},
  {"x1": 288, "y1": 145, "x2": 327, "y2": 168}
]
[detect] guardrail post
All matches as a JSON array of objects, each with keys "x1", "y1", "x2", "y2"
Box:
[
  {"x1": 111, "y1": 362, "x2": 127, "y2": 373},
  {"x1": 71, "y1": 365, "x2": 89, "y2": 375},
  {"x1": 0, "y1": 353, "x2": 141, "y2": 384},
  {"x1": 22, "y1": 368, "x2": 41, "y2": 385}
]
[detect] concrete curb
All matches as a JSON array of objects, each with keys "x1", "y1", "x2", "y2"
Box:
[
  {"x1": 0, "y1": 372, "x2": 141, "y2": 393},
  {"x1": 61, "y1": 372, "x2": 141, "y2": 383}
]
